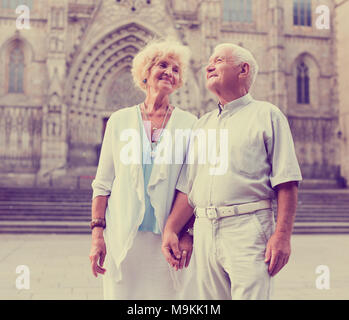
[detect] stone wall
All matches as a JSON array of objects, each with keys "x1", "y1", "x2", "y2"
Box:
[{"x1": 335, "y1": 0, "x2": 349, "y2": 186}]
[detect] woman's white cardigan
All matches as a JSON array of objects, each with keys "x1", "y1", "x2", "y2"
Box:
[{"x1": 91, "y1": 105, "x2": 197, "y2": 284}]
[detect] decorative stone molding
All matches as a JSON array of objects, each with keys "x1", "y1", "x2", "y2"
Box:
[
  {"x1": 0, "y1": 105, "x2": 42, "y2": 173},
  {"x1": 68, "y1": 23, "x2": 153, "y2": 109},
  {"x1": 115, "y1": 0, "x2": 152, "y2": 12},
  {"x1": 288, "y1": 116, "x2": 338, "y2": 178}
]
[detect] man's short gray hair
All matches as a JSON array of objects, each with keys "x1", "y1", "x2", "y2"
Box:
[{"x1": 214, "y1": 43, "x2": 259, "y2": 90}]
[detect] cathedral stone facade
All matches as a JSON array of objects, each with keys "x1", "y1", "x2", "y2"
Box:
[
  {"x1": 0, "y1": 0, "x2": 344, "y2": 189},
  {"x1": 335, "y1": 0, "x2": 349, "y2": 186}
]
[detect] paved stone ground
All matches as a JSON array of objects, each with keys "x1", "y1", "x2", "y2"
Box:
[{"x1": 0, "y1": 234, "x2": 348, "y2": 300}]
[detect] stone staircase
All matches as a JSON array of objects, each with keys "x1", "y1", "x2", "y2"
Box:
[
  {"x1": 0, "y1": 188, "x2": 92, "y2": 234},
  {"x1": 0, "y1": 187, "x2": 349, "y2": 234},
  {"x1": 290, "y1": 189, "x2": 349, "y2": 234}
]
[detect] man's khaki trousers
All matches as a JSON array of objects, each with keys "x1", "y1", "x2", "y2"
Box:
[{"x1": 193, "y1": 209, "x2": 275, "y2": 300}]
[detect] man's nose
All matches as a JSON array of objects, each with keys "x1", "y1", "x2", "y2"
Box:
[{"x1": 206, "y1": 63, "x2": 215, "y2": 73}]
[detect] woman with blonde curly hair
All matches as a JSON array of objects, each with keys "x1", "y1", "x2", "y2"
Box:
[{"x1": 89, "y1": 39, "x2": 197, "y2": 299}]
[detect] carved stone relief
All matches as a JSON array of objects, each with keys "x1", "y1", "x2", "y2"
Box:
[
  {"x1": 106, "y1": 66, "x2": 145, "y2": 110},
  {"x1": 0, "y1": 106, "x2": 42, "y2": 173}
]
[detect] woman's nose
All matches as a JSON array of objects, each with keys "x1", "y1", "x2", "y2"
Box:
[{"x1": 163, "y1": 67, "x2": 172, "y2": 76}]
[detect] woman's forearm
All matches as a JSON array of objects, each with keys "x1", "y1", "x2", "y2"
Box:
[{"x1": 91, "y1": 195, "x2": 108, "y2": 238}]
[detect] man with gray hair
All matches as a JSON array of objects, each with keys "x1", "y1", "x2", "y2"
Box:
[{"x1": 162, "y1": 43, "x2": 302, "y2": 300}]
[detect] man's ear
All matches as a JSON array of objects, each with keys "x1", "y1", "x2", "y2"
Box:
[{"x1": 239, "y1": 63, "x2": 250, "y2": 79}]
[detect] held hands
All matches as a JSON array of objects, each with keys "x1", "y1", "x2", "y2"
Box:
[
  {"x1": 178, "y1": 232, "x2": 193, "y2": 269},
  {"x1": 89, "y1": 230, "x2": 107, "y2": 277},
  {"x1": 161, "y1": 230, "x2": 193, "y2": 271},
  {"x1": 264, "y1": 232, "x2": 291, "y2": 277}
]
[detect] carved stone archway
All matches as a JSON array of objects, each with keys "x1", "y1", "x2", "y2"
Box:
[
  {"x1": 68, "y1": 23, "x2": 154, "y2": 110},
  {"x1": 67, "y1": 23, "x2": 155, "y2": 166},
  {"x1": 106, "y1": 66, "x2": 145, "y2": 111}
]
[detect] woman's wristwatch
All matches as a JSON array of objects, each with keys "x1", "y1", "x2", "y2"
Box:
[{"x1": 90, "y1": 218, "x2": 106, "y2": 230}]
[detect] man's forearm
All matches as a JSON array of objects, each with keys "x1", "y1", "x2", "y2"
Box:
[
  {"x1": 275, "y1": 181, "x2": 298, "y2": 238},
  {"x1": 164, "y1": 190, "x2": 194, "y2": 235}
]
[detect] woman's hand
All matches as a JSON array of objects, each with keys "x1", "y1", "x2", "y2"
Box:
[
  {"x1": 162, "y1": 229, "x2": 193, "y2": 271},
  {"x1": 162, "y1": 229, "x2": 181, "y2": 270},
  {"x1": 89, "y1": 228, "x2": 107, "y2": 277},
  {"x1": 178, "y1": 232, "x2": 193, "y2": 269}
]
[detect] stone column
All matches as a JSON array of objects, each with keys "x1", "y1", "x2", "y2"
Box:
[
  {"x1": 200, "y1": 0, "x2": 221, "y2": 114},
  {"x1": 335, "y1": 1, "x2": 349, "y2": 186},
  {"x1": 267, "y1": 0, "x2": 288, "y2": 113},
  {"x1": 37, "y1": 0, "x2": 68, "y2": 187}
]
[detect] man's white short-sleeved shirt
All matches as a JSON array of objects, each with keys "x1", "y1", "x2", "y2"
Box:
[{"x1": 176, "y1": 93, "x2": 302, "y2": 208}]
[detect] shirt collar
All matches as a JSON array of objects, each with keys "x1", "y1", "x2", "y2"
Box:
[{"x1": 218, "y1": 93, "x2": 253, "y2": 116}]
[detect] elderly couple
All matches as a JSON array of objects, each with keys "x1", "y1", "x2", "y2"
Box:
[{"x1": 89, "y1": 40, "x2": 302, "y2": 300}]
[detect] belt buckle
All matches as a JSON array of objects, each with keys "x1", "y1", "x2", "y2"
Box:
[
  {"x1": 206, "y1": 206, "x2": 217, "y2": 219},
  {"x1": 233, "y1": 205, "x2": 239, "y2": 215}
]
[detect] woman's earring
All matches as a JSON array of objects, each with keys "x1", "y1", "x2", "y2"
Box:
[{"x1": 143, "y1": 79, "x2": 147, "y2": 84}]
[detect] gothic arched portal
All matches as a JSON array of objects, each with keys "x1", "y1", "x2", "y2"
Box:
[
  {"x1": 67, "y1": 23, "x2": 155, "y2": 167},
  {"x1": 106, "y1": 66, "x2": 145, "y2": 111}
]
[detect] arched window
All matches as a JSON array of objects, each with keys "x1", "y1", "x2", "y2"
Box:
[
  {"x1": 293, "y1": 0, "x2": 312, "y2": 26},
  {"x1": 297, "y1": 61, "x2": 310, "y2": 104},
  {"x1": 1, "y1": 0, "x2": 33, "y2": 9},
  {"x1": 223, "y1": 0, "x2": 252, "y2": 23},
  {"x1": 9, "y1": 47, "x2": 24, "y2": 93}
]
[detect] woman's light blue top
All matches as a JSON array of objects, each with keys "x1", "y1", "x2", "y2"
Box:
[{"x1": 137, "y1": 106, "x2": 161, "y2": 234}]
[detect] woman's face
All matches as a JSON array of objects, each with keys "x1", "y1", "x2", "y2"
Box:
[{"x1": 146, "y1": 56, "x2": 181, "y2": 95}]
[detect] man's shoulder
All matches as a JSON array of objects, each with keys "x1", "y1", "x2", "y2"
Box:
[
  {"x1": 195, "y1": 109, "x2": 217, "y2": 125},
  {"x1": 251, "y1": 99, "x2": 287, "y2": 119}
]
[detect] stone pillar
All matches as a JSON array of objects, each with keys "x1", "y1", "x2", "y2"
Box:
[
  {"x1": 37, "y1": 0, "x2": 68, "y2": 187},
  {"x1": 267, "y1": 0, "x2": 288, "y2": 113},
  {"x1": 335, "y1": 1, "x2": 349, "y2": 186},
  {"x1": 200, "y1": 0, "x2": 221, "y2": 113}
]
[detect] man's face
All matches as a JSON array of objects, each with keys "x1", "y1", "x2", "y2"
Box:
[{"x1": 206, "y1": 46, "x2": 241, "y2": 94}]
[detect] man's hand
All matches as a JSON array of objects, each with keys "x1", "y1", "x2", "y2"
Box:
[
  {"x1": 265, "y1": 181, "x2": 298, "y2": 277},
  {"x1": 178, "y1": 232, "x2": 193, "y2": 269},
  {"x1": 264, "y1": 232, "x2": 291, "y2": 277}
]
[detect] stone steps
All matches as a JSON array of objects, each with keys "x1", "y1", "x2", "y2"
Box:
[
  {"x1": 0, "y1": 221, "x2": 89, "y2": 234},
  {"x1": 0, "y1": 188, "x2": 92, "y2": 233},
  {"x1": 0, "y1": 188, "x2": 93, "y2": 202},
  {"x1": 0, "y1": 187, "x2": 349, "y2": 234},
  {"x1": 291, "y1": 223, "x2": 349, "y2": 234}
]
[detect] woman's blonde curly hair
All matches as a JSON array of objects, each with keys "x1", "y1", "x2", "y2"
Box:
[{"x1": 131, "y1": 39, "x2": 191, "y2": 92}]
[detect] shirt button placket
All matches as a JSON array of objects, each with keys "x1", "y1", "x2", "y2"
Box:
[{"x1": 207, "y1": 116, "x2": 220, "y2": 207}]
